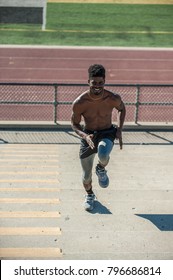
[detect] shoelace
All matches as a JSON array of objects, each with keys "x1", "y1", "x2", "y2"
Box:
[
  {"x1": 98, "y1": 169, "x2": 107, "y2": 179},
  {"x1": 85, "y1": 194, "x2": 95, "y2": 201}
]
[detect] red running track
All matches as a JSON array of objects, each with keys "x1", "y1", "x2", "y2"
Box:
[{"x1": 0, "y1": 46, "x2": 173, "y2": 84}]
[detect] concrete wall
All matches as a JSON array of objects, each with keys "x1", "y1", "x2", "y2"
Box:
[
  {"x1": 0, "y1": 0, "x2": 46, "y2": 7},
  {"x1": 0, "y1": 0, "x2": 47, "y2": 29}
]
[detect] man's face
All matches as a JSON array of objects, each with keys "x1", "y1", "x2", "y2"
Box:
[{"x1": 88, "y1": 76, "x2": 105, "y2": 95}]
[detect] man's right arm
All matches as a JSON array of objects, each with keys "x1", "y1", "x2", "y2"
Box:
[
  {"x1": 71, "y1": 101, "x2": 95, "y2": 149},
  {"x1": 71, "y1": 102, "x2": 87, "y2": 139}
]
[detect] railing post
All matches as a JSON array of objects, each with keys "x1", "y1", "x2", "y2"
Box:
[
  {"x1": 54, "y1": 84, "x2": 58, "y2": 124},
  {"x1": 135, "y1": 85, "x2": 140, "y2": 124}
]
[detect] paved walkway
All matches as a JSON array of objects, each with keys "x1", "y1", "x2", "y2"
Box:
[{"x1": 0, "y1": 130, "x2": 173, "y2": 259}]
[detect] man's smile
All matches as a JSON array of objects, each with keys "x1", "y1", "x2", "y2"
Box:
[{"x1": 92, "y1": 87, "x2": 103, "y2": 95}]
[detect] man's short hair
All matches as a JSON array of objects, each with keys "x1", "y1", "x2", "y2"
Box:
[{"x1": 88, "y1": 64, "x2": 105, "y2": 79}]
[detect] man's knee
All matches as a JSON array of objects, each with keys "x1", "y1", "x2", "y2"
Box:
[
  {"x1": 98, "y1": 139, "x2": 113, "y2": 165},
  {"x1": 81, "y1": 165, "x2": 92, "y2": 184},
  {"x1": 82, "y1": 174, "x2": 92, "y2": 185},
  {"x1": 98, "y1": 146, "x2": 110, "y2": 165},
  {"x1": 80, "y1": 154, "x2": 95, "y2": 183},
  {"x1": 98, "y1": 153, "x2": 110, "y2": 166}
]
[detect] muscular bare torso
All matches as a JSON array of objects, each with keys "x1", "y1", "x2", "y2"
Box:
[{"x1": 72, "y1": 89, "x2": 122, "y2": 131}]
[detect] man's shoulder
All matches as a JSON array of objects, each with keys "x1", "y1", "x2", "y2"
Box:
[
  {"x1": 105, "y1": 89, "x2": 121, "y2": 100},
  {"x1": 73, "y1": 90, "x2": 89, "y2": 105}
]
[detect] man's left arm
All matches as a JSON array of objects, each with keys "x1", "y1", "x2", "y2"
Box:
[{"x1": 115, "y1": 99, "x2": 126, "y2": 149}]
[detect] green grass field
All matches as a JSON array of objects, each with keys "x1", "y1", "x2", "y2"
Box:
[{"x1": 0, "y1": 3, "x2": 173, "y2": 47}]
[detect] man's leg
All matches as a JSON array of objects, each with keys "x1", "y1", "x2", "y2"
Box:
[
  {"x1": 98, "y1": 138, "x2": 114, "y2": 167},
  {"x1": 96, "y1": 138, "x2": 114, "y2": 188},
  {"x1": 80, "y1": 153, "x2": 95, "y2": 193},
  {"x1": 80, "y1": 154, "x2": 96, "y2": 211}
]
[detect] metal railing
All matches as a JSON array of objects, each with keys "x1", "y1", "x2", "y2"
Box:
[{"x1": 0, "y1": 83, "x2": 173, "y2": 124}]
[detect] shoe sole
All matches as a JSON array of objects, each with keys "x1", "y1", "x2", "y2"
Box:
[
  {"x1": 99, "y1": 183, "x2": 109, "y2": 188},
  {"x1": 85, "y1": 207, "x2": 93, "y2": 211}
]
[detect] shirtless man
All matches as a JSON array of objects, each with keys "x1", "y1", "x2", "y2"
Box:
[{"x1": 71, "y1": 64, "x2": 126, "y2": 211}]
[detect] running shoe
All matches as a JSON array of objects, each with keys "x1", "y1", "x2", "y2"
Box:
[
  {"x1": 84, "y1": 193, "x2": 95, "y2": 211},
  {"x1": 96, "y1": 164, "x2": 109, "y2": 188}
]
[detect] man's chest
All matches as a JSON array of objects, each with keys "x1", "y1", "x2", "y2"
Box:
[{"x1": 82, "y1": 101, "x2": 114, "y2": 118}]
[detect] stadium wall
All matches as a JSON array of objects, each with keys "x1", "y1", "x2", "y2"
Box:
[{"x1": 0, "y1": 0, "x2": 47, "y2": 30}]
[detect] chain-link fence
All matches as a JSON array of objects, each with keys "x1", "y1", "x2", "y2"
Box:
[{"x1": 0, "y1": 83, "x2": 173, "y2": 124}]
